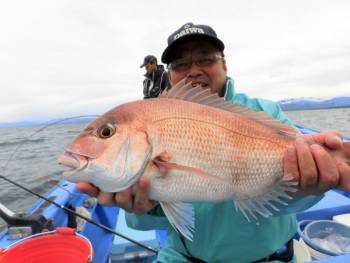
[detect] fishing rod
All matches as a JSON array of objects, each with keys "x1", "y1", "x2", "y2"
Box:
[
  {"x1": 0, "y1": 174, "x2": 159, "y2": 253},
  {"x1": 0, "y1": 116, "x2": 159, "y2": 254}
]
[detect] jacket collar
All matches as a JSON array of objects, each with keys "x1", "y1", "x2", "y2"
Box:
[{"x1": 224, "y1": 76, "x2": 235, "y2": 101}]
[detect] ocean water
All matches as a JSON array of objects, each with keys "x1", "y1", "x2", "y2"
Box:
[
  {"x1": 285, "y1": 107, "x2": 350, "y2": 138},
  {"x1": 0, "y1": 108, "x2": 349, "y2": 227},
  {"x1": 0, "y1": 122, "x2": 87, "y2": 227}
]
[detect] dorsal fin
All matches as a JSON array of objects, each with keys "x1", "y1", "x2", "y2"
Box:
[
  {"x1": 160, "y1": 79, "x2": 298, "y2": 139},
  {"x1": 160, "y1": 79, "x2": 189, "y2": 99}
]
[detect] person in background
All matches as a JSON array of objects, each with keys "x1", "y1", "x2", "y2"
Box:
[
  {"x1": 140, "y1": 55, "x2": 170, "y2": 99},
  {"x1": 78, "y1": 23, "x2": 350, "y2": 262}
]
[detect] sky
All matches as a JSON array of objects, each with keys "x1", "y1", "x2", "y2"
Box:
[{"x1": 0, "y1": 0, "x2": 349, "y2": 122}]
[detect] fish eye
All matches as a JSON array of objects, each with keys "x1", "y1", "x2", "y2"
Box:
[{"x1": 97, "y1": 122, "x2": 116, "y2": 139}]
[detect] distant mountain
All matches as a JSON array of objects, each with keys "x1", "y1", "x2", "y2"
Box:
[
  {"x1": 2, "y1": 97, "x2": 350, "y2": 127},
  {"x1": 279, "y1": 96, "x2": 350, "y2": 111},
  {"x1": 0, "y1": 117, "x2": 95, "y2": 128},
  {"x1": 0, "y1": 121, "x2": 41, "y2": 128}
]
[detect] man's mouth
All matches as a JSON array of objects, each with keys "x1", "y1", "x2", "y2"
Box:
[{"x1": 191, "y1": 82, "x2": 208, "y2": 88}]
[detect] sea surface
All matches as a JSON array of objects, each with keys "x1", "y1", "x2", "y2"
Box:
[
  {"x1": 0, "y1": 122, "x2": 87, "y2": 227},
  {"x1": 0, "y1": 108, "x2": 349, "y2": 227},
  {"x1": 285, "y1": 107, "x2": 350, "y2": 137}
]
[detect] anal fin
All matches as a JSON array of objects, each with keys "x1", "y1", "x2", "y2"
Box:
[{"x1": 159, "y1": 201, "x2": 195, "y2": 241}]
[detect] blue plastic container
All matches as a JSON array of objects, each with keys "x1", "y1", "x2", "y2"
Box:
[{"x1": 298, "y1": 220, "x2": 350, "y2": 256}]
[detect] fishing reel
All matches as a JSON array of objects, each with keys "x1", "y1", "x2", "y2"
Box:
[{"x1": 0, "y1": 202, "x2": 54, "y2": 239}]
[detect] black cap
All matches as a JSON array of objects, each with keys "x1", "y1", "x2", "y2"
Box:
[
  {"x1": 140, "y1": 55, "x2": 157, "y2": 68},
  {"x1": 161, "y1": 22, "x2": 225, "y2": 64}
]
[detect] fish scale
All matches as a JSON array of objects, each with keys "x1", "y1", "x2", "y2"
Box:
[{"x1": 151, "y1": 112, "x2": 287, "y2": 191}]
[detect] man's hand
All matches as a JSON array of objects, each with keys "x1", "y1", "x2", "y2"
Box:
[
  {"x1": 76, "y1": 176, "x2": 158, "y2": 215},
  {"x1": 284, "y1": 130, "x2": 350, "y2": 195}
]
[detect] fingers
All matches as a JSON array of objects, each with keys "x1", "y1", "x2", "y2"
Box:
[
  {"x1": 133, "y1": 177, "x2": 157, "y2": 215},
  {"x1": 324, "y1": 133, "x2": 343, "y2": 149},
  {"x1": 338, "y1": 161, "x2": 350, "y2": 191},
  {"x1": 75, "y1": 181, "x2": 100, "y2": 196},
  {"x1": 295, "y1": 137, "x2": 318, "y2": 191},
  {"x1": 337, "y1": 141, "x2": 350, "y2": 191},
  {"x1": 75, "y1": 181, "x2": 134, "y2": 209},
  {"x1": 284, "y1": 135, "x2": 341, "y2": 196},
  {"x1": 310, "y1": 144, "x2": 339, "y2": 192},
  {"x1": 283, "y1": 145, "x2": 300, "y2": 183},
  {"x1": 97, "y1": 192, "x2": 117, "y2": 206},
  {"x1": 344, "y1": 142, "x2": 350, "y2": 160},
  {"x1": 76, "y1": 182, "x2": 123, "y2": 207},
  {"x1": 113, "y1": 177, "x2": 157, "y2": 214},
  {"x1": 76, "y1": 177, "x2": 156, "y2": 215},
  {"x1": 114, "y1": 188, "x2": 133, "y2": 212},
  {"x1": 304, "y1": 130, "x2": 343, "y2": 150}
]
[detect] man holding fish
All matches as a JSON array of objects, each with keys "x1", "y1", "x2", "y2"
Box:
[{"x1": 62, "y1": 23, "x2": 350, "y2": 262}]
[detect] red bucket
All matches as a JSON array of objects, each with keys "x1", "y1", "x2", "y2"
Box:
[{"x1": 0, "y1": 227, "x2": 93, "y2": 263}]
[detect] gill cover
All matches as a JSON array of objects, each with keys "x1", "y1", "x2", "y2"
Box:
[{"x1": 108, "y1": 131, "x2": 152, "y2": 192}]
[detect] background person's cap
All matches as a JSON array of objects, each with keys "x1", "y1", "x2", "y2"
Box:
[
  {"x1": 140, "y1": 55, "x2": 157, "y2": 68},
  {"x1": 161, "y1": 22, "x2": 225, "y2": 64}
]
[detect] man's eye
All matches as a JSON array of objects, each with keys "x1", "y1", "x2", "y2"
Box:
[
  {"x1": 172, "y1": 61, "x2": 189, "y2": 69},
  {"x1": 176, "y1": 62, "x2": 189, "y2": 67},
  {"x1": 197, "y1": 58, "x2": 213, "y2": 66}
]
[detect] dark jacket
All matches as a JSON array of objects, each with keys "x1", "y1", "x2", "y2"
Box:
[{"x1": 143, "y1": 65, "x2": 170, "y2": 99}]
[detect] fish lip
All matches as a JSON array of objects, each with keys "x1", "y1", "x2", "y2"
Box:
[
  {"x1": 58, "y1": 152, "x2": 78, "y2": 168},
  {"x1": 59, "y1": 152, "x2": 89, "y2": 172}
]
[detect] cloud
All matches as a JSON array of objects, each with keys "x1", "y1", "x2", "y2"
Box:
[{"x1": 1, "y1": 0, "x2": 350, "y2": 121}]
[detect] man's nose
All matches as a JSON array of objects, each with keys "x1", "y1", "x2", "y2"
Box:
[{"x1": 186, "y1": 61, "x2": 203, "y2": 78}]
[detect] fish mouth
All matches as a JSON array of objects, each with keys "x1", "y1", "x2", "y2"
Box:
[{"x1": 58, "y1": 152, "x2": 89, "y2": 175}]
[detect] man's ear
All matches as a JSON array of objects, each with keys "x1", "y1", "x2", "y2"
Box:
[
  {"x1": 222, "y1": 59, "x2": 227, "y2": 73},
  {"x1": 168, "y1": 70, "x2": 173, "y2": 85}
]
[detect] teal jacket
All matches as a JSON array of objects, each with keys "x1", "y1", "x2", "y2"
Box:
[{"x1": 126, "y1": 77, "x2": 322, "y2": 262}]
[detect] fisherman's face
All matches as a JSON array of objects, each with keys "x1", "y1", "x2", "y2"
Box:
[
  {"x1": 168, "y1": 40, "x2": 227, "y2": 97},
  {"x1": 145, "y1": 62, "x2": 157, "y2": 75}
]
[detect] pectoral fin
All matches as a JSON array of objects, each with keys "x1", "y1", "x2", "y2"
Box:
[
  {"x1": 159, "y1": 201, "x2": 195, "y2": 241},
  {"x1": 153, "y1": 158, "x2": 228, "y2": 183}
]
